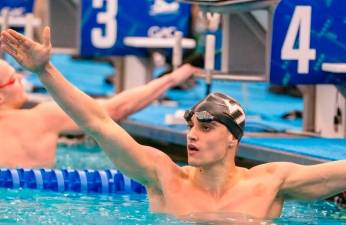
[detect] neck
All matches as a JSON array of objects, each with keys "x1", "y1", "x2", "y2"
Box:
[{"x1": 192, "y1": 156, "x2": 242, "y2": 198}]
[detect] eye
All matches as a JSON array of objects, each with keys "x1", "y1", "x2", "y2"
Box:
[
  {"x1": 201, "y1": 124, "x2": 211, "y2": 132},
  {"x1": 187, "y1": 122, "x2": 193, "y2": 130}
]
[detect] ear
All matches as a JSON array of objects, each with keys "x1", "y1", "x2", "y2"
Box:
[{"x1": 227, "y1": 135, "x2": 237, "y2": 148}]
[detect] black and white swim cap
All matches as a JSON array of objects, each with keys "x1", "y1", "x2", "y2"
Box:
[{"x1": 184, "y1": 92, "x2": 246, "y2": 140}]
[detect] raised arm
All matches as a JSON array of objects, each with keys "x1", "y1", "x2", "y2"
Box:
[
  {"x1": 101, "y1": 63, "x2": 199, "y2": 121},
  {"x1": 0, "y1": 27, "x2": 175, "y2": 187},
  {"x1": 278, "y1": 161, "x2": 346, "y2": 200},
  {"x1": 31, "y1": 63, "x2": 198, "y2": 134}
]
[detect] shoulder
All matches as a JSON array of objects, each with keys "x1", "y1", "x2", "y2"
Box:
[
  {"x1": 150, "y1": 150, "x2": 190, "y2": 180},
  {"x1": 31, "y1": 101, "x2": 59, "y2": 114},
  {"x1": 30, "y1": 101, "x2": 68, "y2": 123},
  {"x1": 6, "y1": 108, "x2": 39, "y2": 120},
  {"x1": 27, "y1": 101, "x2": 74, "y2": 133},
  {"x1": 142, "y1": 146, "x2": 181, "y2": 174},
  {"x1": 249, "y1": 162, "x2": 300, "y2": 178},
  {"x1": 143, "y1": 146, "x2": 187, "y2": 189}
]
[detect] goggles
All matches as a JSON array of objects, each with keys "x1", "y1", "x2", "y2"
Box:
[
  {"x1": 184, "y1": 110, "x2": 214, "y2": 123},
  {"x1": 184, "y1": 109, "x2": 244, "y2": 140}
]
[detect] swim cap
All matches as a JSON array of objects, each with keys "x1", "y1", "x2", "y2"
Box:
[{"x1": 184, "y1": 92, "x2": 245, "y2": 140}]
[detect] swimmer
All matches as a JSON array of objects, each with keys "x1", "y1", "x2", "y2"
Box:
[
  {"x1": 3, "y1": 27, "x2": 346, "y2": 219},
  {"x1": 0, "y1": 30, "x2": 199, "y2": 168}
]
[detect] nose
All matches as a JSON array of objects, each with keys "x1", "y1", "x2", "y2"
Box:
[{"x1": 187, "y1": 127, "x2": 198, "y2": 142}]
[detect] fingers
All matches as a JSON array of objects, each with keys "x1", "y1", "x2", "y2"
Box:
[
  {"x1": 6, "y1": 29, "x2": 32, "y2": 49},
  {"x1": 1, "y1": 27, "x2": 52, "y2": 51},
  {"x1": 0, "y1": 39, "x2": 24, "y2": 65},
  {"x1": 0, "y1": 31, "x2": 23, "y2": 62},
  {"x1": 1, "y1": 31, "x2": 17, "y2": 46},
  {"x1": 1, "y1": 43, "x2": 17, "y2": 56},
  {"x1": 42, "y1": 26, "x2": 51, "y2": 47},
  {"x1": 0, "y1": 33, "x2": 19, "y2": 55},
  {"x1": 7, "y1": 29, "x2": 26, "y2": 41}
]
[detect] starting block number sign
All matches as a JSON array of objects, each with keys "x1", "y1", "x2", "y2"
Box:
[
  {"x1": 270, "y1": 0, "x2": 346, "y2": 85},
  {"x1": 0, "y1": 0, "x2": 34, "y2": 12},
  {"x1": 80, "y1": 0, "x2": 191, "y2": 56}
]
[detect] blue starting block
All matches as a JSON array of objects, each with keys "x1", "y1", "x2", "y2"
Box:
[{"x1": 270, "y1": 0, "x2": 346, "y2": 85}]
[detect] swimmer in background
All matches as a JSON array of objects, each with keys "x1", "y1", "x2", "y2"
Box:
[
  {"x1": 3, "y1": 27, "x2": 346, "y2": 219},
  {"x1": 0, "y1": 38, "x2": 200, "y2": 168}
]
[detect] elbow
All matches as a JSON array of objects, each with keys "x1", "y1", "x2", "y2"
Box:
[
  {"x1": 104, "y1": 99, "x2": 130, "y2": 121},
  {"x1": 106, "y1": 105, "x2": 127, "y2": 121},
  {"x1": 109, "y1": 104, "x2": 131, "y2": 121},
  {"x1": 117, "y1": 99, "x2": 150, "y2": 119}
]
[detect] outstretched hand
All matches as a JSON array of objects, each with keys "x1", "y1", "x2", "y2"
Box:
[{"x1": 0, "y1": 26, "x2": 52, "y2": 74}]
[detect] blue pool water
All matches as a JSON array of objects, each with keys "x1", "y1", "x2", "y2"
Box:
[
  {"x1": 0, "y1": 188, "x2": 345, "y2": 225},
  {"x1": 0, "y1": 143, "x2": 343, "y2": 224},
  {"x1": 56, "y1": 142, "x2": 115, "y2": 170}
]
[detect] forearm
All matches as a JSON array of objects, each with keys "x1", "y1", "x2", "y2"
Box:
[
  {"x1": 104, "y1": 64, "x2": 196, "y2": 120},
  {"x1": 283, "y1": 160, "x2": 346, "y2": 199},
  {"x1": 107, "y1": 76, "x2": 172, "y2": 118},
  {"x1": 39, "y1": 62, "x2": 110, "y2": 134},
  {"x1": 315, "y1": 160, "x2": 346, "y2": 197}
]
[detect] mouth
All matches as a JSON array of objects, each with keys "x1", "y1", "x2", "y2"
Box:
[{"x1": 187, "y1": 144, "x2": 199, "y2": 153}]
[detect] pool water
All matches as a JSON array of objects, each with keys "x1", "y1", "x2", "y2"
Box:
[
  {"x1": 0, "y1": 189, "x2": 156, "y2": 225},
  {"x1": 0, "y1": 188, "x2": 345, "y2": 225},
  {"x1": 56, "y1": 143, "x2": 115, "y2": 170},
  {"x1": 0, "y1": 143, "x2": 334, "y2": 224}
]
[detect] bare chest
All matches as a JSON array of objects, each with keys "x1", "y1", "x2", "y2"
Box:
[
  {"x1": 148, "y1": 179, "x2": 283, "y2": 218},
  {"x1": 0, "y1": 121, "x2": 58, "y2": 167}
]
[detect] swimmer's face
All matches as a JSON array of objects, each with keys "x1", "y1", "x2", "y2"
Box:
[
  {"x1": 186, "y1": 116, "x2": 234, "y2": 167},
  {"x1": 0, "y1": 60, "x2": 27, "y2": 108}
]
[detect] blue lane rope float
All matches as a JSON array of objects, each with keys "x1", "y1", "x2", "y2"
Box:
[{"x1": 0, "y1": 168, "x2": 146, "y2": 194}]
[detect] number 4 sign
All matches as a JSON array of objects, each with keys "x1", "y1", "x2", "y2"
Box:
[
  {"x1": 281, "y1": 6, "x2": 316, "y2": 74},
  {"x1": 270, "y1": 0, "x2": 346, "y2": 85}
]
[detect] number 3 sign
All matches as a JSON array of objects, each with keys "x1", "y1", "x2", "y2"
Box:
[
  {"x1": 270, "y1": 0, "x2": 346, "y2": 85},
  {"x1": 80, "y1": 0, "x2": 190, "y2": 57}
]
